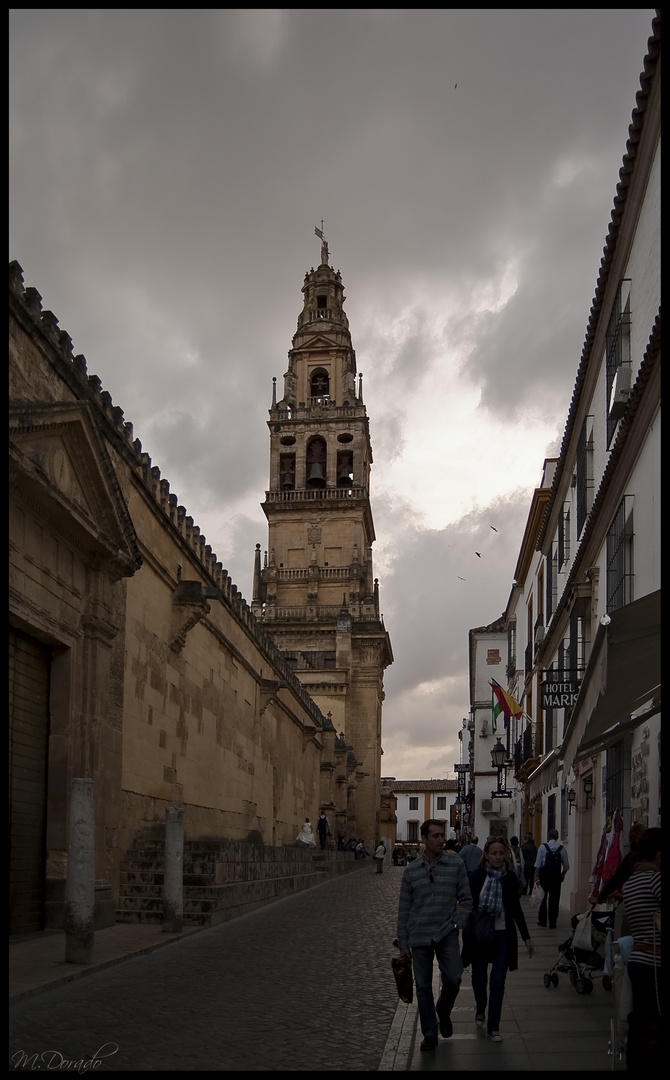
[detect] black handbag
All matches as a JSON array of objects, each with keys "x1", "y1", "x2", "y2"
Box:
[
  {"x1": 391, "y1": 939, "x2": 413, "y2": 1003},
  {"x1": 467, "y1": 907, "x2": 496, "y2": 945},
  {"x1": 391, "y1": 955, "x2": 413, "y2": 1003}
]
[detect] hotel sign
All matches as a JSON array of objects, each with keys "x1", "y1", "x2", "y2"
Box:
[
  {"x1": 541, "y1": 680, "x2": 581, "y2": 709},
  {"x1": 453, "y1": 763, "x2": 469, "y2": 802}
]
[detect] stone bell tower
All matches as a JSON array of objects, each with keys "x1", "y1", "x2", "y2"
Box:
[{"x1": 252, "y1": 231, "x2": 393, "y2": 846}]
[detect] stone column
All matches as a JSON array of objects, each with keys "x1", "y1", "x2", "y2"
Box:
[
  {"x1": 64, "y1": 778, "x2": 95, "y2": 964},
  {"x1": 163, "y1": 806, "x2": 184, "y2": 933}
]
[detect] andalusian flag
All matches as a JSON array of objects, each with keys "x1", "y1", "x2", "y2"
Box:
[{"x1": 490, "y1": 679, "x2": 523, "y2": 733}]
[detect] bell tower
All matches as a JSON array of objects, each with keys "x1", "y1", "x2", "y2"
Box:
[{"x1": 252, "y1": 231, "x2": 393, "y2": 846}]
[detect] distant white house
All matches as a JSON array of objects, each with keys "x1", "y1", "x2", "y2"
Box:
[{"x1": 382, "y1": 779, "x2": 458, "y2": 848}]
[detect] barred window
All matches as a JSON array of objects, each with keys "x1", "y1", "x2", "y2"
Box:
[
  {"x1": 546, "y1": 542, "x2": 558, "y2": 623},
  {"x1": 576, "y1": 416, "x2": 594, "y2": 538},
  {"x1": 547, "y1": 792, "x2": 557, "y2": 835},
  {"x1": 507, "y1": 621, "x2": 516, "y2": 676},
  {"x1": 606, "y1": 280, "x2": 631, "y2": 448},
  {"x1": 607, "y1": 496, "x2": 634, "y2": 612},
  {"x1": 558, "y1": 503, "x2": 571, "y2": 571},
  {"x1": 569, "y1": 601, "x2": 590, "y2": 682},
  {"x1": 605, "y1": 742, "x2": 626, "y2": 815}
]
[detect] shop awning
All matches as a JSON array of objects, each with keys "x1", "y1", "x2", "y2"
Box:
[
  {"x1": 527, "y1": 748, "x2": 562, "y2": 802},
  {"x1": 560, "y1": 589, "x2": 660, "y2": 778}
]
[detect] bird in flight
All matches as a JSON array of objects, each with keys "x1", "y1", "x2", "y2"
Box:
[
  {"x1": 458, "y1": 576, "x2": 466, "y2": 581},
  {"x1": 475, "y1": 552, "x2": 482, "y2": 558},
  {"x1": 490, "y1": 525, "x2": 498, "y2": 532}
]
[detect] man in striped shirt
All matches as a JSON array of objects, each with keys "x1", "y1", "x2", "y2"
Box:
[{"x1": 397, "y1": 819, "x2": 472, "y2": 1051}]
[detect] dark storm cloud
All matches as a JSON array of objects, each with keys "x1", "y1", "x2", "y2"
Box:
[{"x1": 9, "y1": 8, "x2": 656, "y2": 777}]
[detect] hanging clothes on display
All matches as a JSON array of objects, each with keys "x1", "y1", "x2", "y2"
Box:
[
  {"x1": 589, "y1": 809, "x2": 622, "y2": 897},
  {"x1": 600, "y1": 809, "x2": 623, "y2": 888}
]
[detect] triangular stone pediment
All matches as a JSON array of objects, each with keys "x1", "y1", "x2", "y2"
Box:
[
  {"x1": 293, "y1": 334, "x2": 336, "y2": 352},
  {"x1": 9, "y1": 400, "x2": 142, "y2": 579}
]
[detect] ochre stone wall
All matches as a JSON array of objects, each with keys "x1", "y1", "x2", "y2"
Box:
[{"x1": 9, "y1": 260, "x2": 356, "y2": 929}]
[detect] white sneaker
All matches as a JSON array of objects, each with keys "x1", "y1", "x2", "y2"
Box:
[{"x1": 489, "y1": 1031, "x2": 503, "y2": 1042}]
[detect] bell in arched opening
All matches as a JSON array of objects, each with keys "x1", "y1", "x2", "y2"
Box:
[
  {"x1": 337, "y1": 451, "x2": 353, "y2": 486},
  {"x1": 306, "y1": 437, "x2": 327, "y2": 488},
  {"x1": 280, "y1": 454, "x2": 295, "y2": 490},
  {"x1": 310, "y1": 369, "x2": 330, "y2": 401}
]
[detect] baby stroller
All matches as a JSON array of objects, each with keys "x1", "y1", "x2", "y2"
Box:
[{"x1": 543, "y1": 909, "x2": 615, "y2": 995}]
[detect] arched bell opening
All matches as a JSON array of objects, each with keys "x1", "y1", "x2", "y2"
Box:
[
  {"x1": 280, "y1": 453, "x2": 295, "y2": 490},
  {"x1": 310, "y1": 369, "x2": 330, "y2": 402},
  {"x1": 306, "y1": 437, "x2": 327, "y2": 488},
  {"x1": 337, "y1": 449, "x2": 354, "y2": 487}
]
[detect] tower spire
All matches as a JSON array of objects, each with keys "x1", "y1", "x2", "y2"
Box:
[{"x1": 253, "y1": 243, "x2": 393, "y2": 850}]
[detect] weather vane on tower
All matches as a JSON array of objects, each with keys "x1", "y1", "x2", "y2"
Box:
[{"x1": 314, "y1": 221, "x2": 329, "y2": 266}]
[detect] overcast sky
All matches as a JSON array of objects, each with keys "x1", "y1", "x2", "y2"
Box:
[{"x1": 9, "y1": 9, "x2": 656, "y2": 780}]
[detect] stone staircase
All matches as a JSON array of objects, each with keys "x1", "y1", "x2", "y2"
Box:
[{"x1": 117, "y1": 835, "x2": 358, "y2": 927}]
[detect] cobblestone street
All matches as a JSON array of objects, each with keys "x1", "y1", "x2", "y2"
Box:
[{"x1": 10, "y1": 865, "x2": 402, "y2": 1071}]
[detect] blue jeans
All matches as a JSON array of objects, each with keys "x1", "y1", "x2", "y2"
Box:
[
  {"x1": 411, "y1": 931, "x2": 463, "y2": 1038},
  {"x1": 471, "y1": 930, "x2": 509, "y2": 1033}
]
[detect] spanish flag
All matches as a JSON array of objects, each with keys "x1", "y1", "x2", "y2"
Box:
[{"x1": 490, "y1": 679, "x2": 523, "y2": 732}]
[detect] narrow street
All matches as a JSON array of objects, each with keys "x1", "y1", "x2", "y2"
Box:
[{"x1": 10, "y1": 865, "x2": 620, "y2": 1071}]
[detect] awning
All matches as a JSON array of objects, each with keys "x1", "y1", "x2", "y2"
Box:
[
  {"x1": 527, "y1": 748, "x2": 561, "y2": 801},
  {"x1": 560, "y1": 589, "x2": 660, "y2": 778}
]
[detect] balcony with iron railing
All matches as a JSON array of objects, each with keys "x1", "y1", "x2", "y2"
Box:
[
  {"x1": 513, "y1": 720, "x2": 542, "y2": 777},
  {"x1": 525, "y1": 641, "x2": 533, "y2": 679}
]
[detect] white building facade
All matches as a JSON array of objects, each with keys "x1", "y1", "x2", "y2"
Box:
[
  {"x1": 466, "y1": 19, "x2": 660, "y2": 915},
  {"x1": 384, "y1": 779, "x2": 458, "y2": 849}
]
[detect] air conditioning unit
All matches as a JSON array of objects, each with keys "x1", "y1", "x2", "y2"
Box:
[
  {"x1": 609, "y1": 365, "x2": 632, "y2": 422},
  {"x1": 481, "y1": 798, "x2": 502, "y2": 814}
]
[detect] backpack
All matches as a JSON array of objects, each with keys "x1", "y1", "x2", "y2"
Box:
[{"x1": 543, "y1": 843, "x2": 563, "y2": 876}]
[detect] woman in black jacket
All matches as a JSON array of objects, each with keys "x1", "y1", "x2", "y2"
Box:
[{"x1": 462, "y1": 836, "x2": 534, "y2": 1042}]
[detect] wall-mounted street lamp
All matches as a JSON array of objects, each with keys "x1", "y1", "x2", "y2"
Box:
[
  {"x1": 490, "y1": 737, "x2": 513, "y2": 798},
  {"x1": 567, "y1": 788, "x2": 577, "y2": 815},
  {"x1": 583, "y1": 775, "x2": 594, "y2": 809}
]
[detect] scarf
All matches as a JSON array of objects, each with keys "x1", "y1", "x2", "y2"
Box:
[{"x1": 480, "y1": 865, "x2": 505, "y2": 916}]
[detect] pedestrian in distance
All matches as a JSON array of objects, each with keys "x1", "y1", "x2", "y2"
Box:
[
  {"x1": 459, "y1": 836, "x2": 483, "y2": 880},
  {"x1": 396, "y1": 819, "x2": 473, "y2": 1052},
  {"x1": 621, "y1": 827, "x2": 661, "y2": 1069},
  {"x1": 316, "y1": 811, "x2": 330, "y2": 850},
  {"x1": 374, "y1": 840, "x2": 386, "y2": 873},
  {"x1": 520, "y1": 833, "x2": 537, "y2": 894},
  {"x1": 462, "y1": 836, "x2": 534, "y2": 1042},
  {"x1": 296, "y1": 818, "x2": 316, "y2": 847},
  {"x1": 533, "y1": 828, "x2": 569, "y2": 928},
  {"x1": 355, "y1": 839, "x2": 368, "y2": 860},
  {"x1": 508, "y1": 836, "x2": 525, "y2": 894}
]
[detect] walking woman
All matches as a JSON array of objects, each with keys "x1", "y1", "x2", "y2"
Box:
[{"x1": 462, "y1": 836, "x2": 534, "y2": 1042}]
